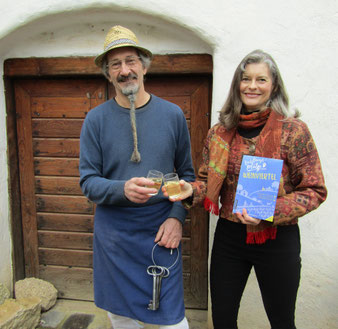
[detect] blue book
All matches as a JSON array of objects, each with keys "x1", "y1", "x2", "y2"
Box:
[{"x1": 232, "y1": 155, "x2": 283, "y2": 222}]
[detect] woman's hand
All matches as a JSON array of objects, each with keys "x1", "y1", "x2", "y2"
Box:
[
  {"x1": 162, "y1": 180, "x2": 193, "y2": 202},
  {"x1": 235, "y1": 208, "x2": 261, "y2": 225}
]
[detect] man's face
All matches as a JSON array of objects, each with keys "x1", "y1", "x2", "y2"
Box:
[{"x1": 106, "y1": 47, "x2": 147, "y2": 96}]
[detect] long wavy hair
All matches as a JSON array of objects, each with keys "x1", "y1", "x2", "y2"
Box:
[{"x1": 219, "y1": 49, "x2": 299, "y2": 129}]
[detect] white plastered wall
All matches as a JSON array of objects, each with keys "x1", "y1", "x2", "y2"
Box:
[{"x1": 0, "y1": 1, "x2": 337, "y2": 328}]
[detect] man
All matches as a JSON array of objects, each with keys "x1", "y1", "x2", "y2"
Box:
[{"x1": 79, "y1": 25, "x2": 195, "y2": 329}]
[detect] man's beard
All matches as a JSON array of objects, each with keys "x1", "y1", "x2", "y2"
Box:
[
  {"x1": 116, "y1": 72, "x2": 142, "y2": 162},
  {"x1": 122, "y1": 84, "x2": 139, "y2": 96},
  {"x1": 118, "y1": 73, "x2": 140, "y2": 96}
]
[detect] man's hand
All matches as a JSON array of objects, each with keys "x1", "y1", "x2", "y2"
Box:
[
  {"x1": 124, "y1": 177, "x2": 157, "y2": 203},
  {"x1": 162, "y1": 180, "x2": 193, "y2": 202},
  {"x1": 155, "y1": 217, "x2": 182, "y2": 249},
  {"x1": 235, "y1": 208, "x2": 261, "y2": 225}
]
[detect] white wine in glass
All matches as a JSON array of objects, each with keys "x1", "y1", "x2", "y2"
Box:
[
  {"x1": 146, "y1": 170, "x2": 163, "y2": 196},
  {"x1": 163, "y1": 173, "x2": 181, "y2": 198}
]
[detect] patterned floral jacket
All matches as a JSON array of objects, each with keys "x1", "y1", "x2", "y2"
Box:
[{"x1": 191, "y1": 118, "x2": 327, "y2": 226}]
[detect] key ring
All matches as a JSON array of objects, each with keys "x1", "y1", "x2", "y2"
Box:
[
  {"x1": 147, "y1": 265, "x2": 170, "y2": 278},
  {"x1": 150, "y1": 242, "x2": 180, "y2": 271}
]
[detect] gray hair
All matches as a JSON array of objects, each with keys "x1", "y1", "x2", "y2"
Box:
[
  {"x1": 101, "y1": 50, "x2": 152, "y2": 80},
  {"x1": 219, "y1": 49, "x2": 299, "y2": 129}
]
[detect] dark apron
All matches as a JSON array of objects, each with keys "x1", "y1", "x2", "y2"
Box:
[{"x1": 93, "y1": 202, "x2": 185, "y2": 325}]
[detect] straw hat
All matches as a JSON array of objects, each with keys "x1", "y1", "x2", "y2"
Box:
[{"x1": 94, "y1": 25, "x2": 153, "y2": 67}]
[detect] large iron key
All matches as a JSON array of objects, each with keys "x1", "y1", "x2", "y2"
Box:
[{"x1": 147, "y1": 266, "x2": 169, "y2": 310}]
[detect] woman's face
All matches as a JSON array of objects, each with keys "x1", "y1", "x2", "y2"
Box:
[{"x1": 239, "y1": 63, "x2": 274, "y2": 112}]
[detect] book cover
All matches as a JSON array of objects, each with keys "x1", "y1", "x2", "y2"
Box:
[{"x1": 232, "y1": 155, "x2": 283, "y2": 222}]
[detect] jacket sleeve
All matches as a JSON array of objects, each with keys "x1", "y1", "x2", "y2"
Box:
[
  {"x1": 182, "y1": 127, "x2": 215, "y2": 209},
  {"x1": 273, "y1": 120, "x2": 327, "y2": 225}
]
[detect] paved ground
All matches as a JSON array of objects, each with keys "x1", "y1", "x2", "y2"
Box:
[{"x1": 37, "y1": 300, "x2": 207, "y2": 329}]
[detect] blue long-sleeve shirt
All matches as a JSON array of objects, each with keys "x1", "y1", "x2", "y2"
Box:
[{"x1": 79, "y1": 95, "x2": 195, "y2": 223}]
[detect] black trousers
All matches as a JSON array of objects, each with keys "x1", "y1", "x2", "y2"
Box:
[{"x1": 210, "y1": 219, "x2": 301, "y2": 329}]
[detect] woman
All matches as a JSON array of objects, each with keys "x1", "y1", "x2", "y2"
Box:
[{"x1": 164, "y1": 50, "x2": 327, "y2": 329}]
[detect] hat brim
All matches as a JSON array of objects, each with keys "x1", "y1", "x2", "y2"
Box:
[{"x1": 94, "y1": 44, "x2": 153, "y2": 68}]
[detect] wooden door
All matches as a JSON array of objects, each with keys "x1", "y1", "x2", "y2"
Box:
[
  {"x1": 14, "y1": 78, "x2": 106, "y2": 301},
  {"x1": 9, "y1": 55, "x2": 212, "y2": 309}
]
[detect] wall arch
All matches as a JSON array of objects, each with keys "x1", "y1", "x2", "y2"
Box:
[{"x1": 0, "y1": 6, "x2": 213, "y2": 60}]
